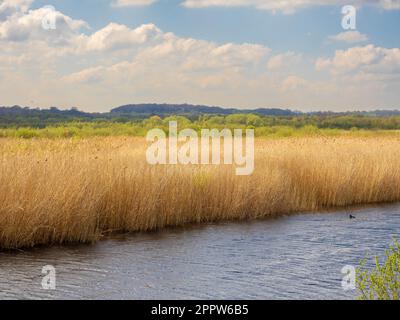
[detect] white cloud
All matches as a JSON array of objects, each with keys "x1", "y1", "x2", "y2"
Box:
[
  {"x1": 111, "y1": 0, "x2": 157, "y2": 7},
  {"x1": 0, "y1": 0, "x2": 33, "y2": 19},
  {"x1": 181, "y1": 0, "x2": 400, "y2": 13},
  {"x1": 64, "y1": 33, "x2": 270, "y2": 89},
  {"x1": 77, "y1": 23, "x2": 163, "y2": 52},
  {"x1": 379, "y1": 0, "x2": 400, "y2": 9},
  {"x1": 329, "y1": 31, "x2": 368, "y2": 43},
  {"x1": 0, "y1": 2, "x2": 276, "y2": 110},
  {"x1": 62, "y1": 66, "x2": 105, "y2": 84},
  {"x1": 0, "y1": 6, "x2": 88, "y2": 43},
  {"x1": 0, "y1": 1, "x2": 399, "y2": 111},
  {"x1": 316, "y1": 44, "x2": 400, "y2": 76},
  {"x1": 281, "y1": 75, "x2": 308, "y2": 91},
  {"x1": 267, "y1": 52, "x2": 302, "y2": 70}
]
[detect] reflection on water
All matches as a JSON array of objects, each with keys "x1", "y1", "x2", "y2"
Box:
[{"x1": 0, "y1": 205, "x2": 399, "y2": 300}]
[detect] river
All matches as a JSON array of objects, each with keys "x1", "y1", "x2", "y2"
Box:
[{"x1": 0, "y1": 204, "x2": 399, "y2": 300}]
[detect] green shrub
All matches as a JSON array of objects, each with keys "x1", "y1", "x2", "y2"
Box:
[
  {"x1": 15, "y1": 128, "x2": 40, "y2": 139},
  {"x1": 357, "y1": 239, "x2": 400, "y2": 300}
]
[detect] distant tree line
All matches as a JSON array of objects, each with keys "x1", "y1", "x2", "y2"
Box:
[{"x1": 2, "y1": 105, "x2": 400, "y2": 130}]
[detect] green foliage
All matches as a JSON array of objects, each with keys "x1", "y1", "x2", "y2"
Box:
[
  {"x1": 15, "y1": 128, "x2": 41, "y2": 139},
  {"x1": 1, "y1": 114, "x2": 400, "y2": 139},
  {"x1": 163, "y1": 116, "x2": 192, "y2": 127},
  {"x1": 357, "y1": 239, "x2": 400, "y2": 300},
  {"x1": 246, "y1": 114, "x2": 263, "y2": 127},
  {"x1": 204, "y1": 116, "x2": 225, "y2": 125},
  {"x1": 0, "y1": 122, "x2": 147, "y2": 139},
  {"x1": 225, "y1": 114, "x2": 248, "y2": 125}
]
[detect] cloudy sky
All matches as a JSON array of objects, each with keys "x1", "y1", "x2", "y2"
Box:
[{"x1": 0, "y1": 0, "x2": 399, "y2": 112}]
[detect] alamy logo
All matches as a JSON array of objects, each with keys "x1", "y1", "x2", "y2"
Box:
[
  {"x1": 41, "y1": 265, "x2": 56, "y2": 290},
  {"x1": 341, "y1": 265, "x2": 356, "y2": 291},
  {"x1": 341, "y1": 5, "x2": 357, "y2": 30},
  {"x1": 41, "y1": 5, "x2": 57, "y2": 30},
  {"x1": 146, "y1": 122, "x2": 255, "y2": 176}
]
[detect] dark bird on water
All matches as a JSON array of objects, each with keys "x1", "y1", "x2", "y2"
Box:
[{"x1": 349, "y1": 214, "x2": 356, "y2": 219}]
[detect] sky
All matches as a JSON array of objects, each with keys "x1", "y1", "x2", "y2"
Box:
[{"x1": 0, "y1": 0, "x2": 399, "y2": 112}]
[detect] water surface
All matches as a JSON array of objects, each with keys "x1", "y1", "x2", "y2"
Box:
[{"x1": 0, "y1": 205, "x2": 399, "y2": 300}]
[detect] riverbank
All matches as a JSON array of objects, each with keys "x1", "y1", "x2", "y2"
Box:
[{"x1": 1, "y1": 136, "x2": 400, "y2": 249}]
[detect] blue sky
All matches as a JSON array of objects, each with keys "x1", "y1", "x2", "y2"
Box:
[
  {"x1": 1, "y1": 0, "x2": 400, "y2": 111},
  {"x1": 31, "y1": 1, "x2": 400, "y2": 53}
]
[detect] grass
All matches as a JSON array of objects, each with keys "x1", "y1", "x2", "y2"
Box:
[
  {"x1": 1, "y1": 135, "x2": 400, "y2": 249},
  {"x1": 357, "y1": 239, "x2": 400, "y2": 300}
]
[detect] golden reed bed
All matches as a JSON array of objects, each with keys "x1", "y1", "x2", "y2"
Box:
[{"x1": 1, "y1": 136, "x2": 400, "y2": 249}]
